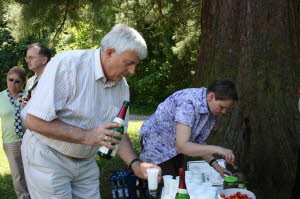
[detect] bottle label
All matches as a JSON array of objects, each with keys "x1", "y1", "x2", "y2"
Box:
[
  {"x1": 177, "y1": 188, "x2": 188, "y2": 194},
  {"x1": 99, "y1": 145, "x2": 110, "y2": 154},
  {"x1": 238, "y1": 183, "x2": 246, "y2": 189},
  {"x1": 113, "y1": 117, "x2": 124, "y2": 125}
]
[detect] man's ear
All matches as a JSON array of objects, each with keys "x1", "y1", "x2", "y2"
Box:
[
  {"x1": 105, "y1": 48, "x2": 115, "y2": 58},
  {"x1": 42, "y1": 57, "x2": 48, "y2": 65}
]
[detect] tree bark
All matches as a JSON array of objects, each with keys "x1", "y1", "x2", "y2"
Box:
[{"x1": 197, "y1": 0, "x2": 300, "y2": 198}]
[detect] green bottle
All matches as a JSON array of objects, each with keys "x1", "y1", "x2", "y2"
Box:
[
  {"x1": 98, "y1": 101, "x2": 129, "y2": 159},
  {"x1": 175, "y1": 168, "x2": 190, "y2": 199}
]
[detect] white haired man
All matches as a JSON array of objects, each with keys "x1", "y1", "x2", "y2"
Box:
[{"x1": 21, "y1": 24, "x2": 161, "y2": 199}]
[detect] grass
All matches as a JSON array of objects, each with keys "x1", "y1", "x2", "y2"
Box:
[{"x1": 0, "y1": 121, "x2": 144, "y2": 199}]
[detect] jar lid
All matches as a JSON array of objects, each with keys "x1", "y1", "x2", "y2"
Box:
[{"x1": 224, "y1": 176, "x2": 238, "y2": 182}]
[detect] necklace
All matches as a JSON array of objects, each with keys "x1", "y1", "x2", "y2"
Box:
[{"x1": 7, "y1": 89, "x2": 24, "y2": 139}]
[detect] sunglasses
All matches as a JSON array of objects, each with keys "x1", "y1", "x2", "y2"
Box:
[{"x1": 8, "y1": 78, "x2": 22, "y2": 84}]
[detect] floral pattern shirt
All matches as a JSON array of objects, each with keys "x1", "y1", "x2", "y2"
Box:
[{"x1": 139, "y1": 88, "x2": 217, "y2": 165}]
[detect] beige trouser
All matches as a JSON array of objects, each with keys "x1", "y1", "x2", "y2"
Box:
[
  {"x1": 21, "y1": 130, "x2": 100, "y2": 199},
  {"x1": 3, "y1": 141, "x2": 30, "y2": 199}
]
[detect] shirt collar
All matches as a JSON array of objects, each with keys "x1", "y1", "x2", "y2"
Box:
[
  {"x1": 94, "y1": 48, "x2": 118, "y2": 88},
  {"x1": 199, "y1": 88, "x2": 218, "y2": 119},
  {"x1": 199, "y1": 88, "x2": 210, "y2": 114}
]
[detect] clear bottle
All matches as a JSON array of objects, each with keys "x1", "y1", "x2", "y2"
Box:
[
  {"x1": 175, "y1": 168, "x2": 190, "y2": 199},
  {"x1": 98, "y1": 101, "x2": 129, "y2": 159},
  {"x1": 121, "y1": 179, "x2": 129, "y2": 198},
  {"x1": 117, "y1": 179, "x2": 126, "y2": 199},
  {"x1": 112, "y1": 180, "x2": 119, "y2": 199}
]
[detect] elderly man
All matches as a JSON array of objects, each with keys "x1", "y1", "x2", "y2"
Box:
[
  {"x1": 21, "y1": 24, "x2": 160, "y2": 199},
  {"x1": 23, "y1": 43, "x2": 51, "y2": 103}
]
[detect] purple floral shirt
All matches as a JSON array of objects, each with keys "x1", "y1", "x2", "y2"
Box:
[{"x1": 139, "y1": 88, "x2": 217, "y2": 165}]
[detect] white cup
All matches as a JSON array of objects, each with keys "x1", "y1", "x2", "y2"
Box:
[
  {"x1": 146, "y1": 168, "x2": 159, "y2": 191},
  {"x1": 185, "y1": 170, "x2": 192, "y2": 177},
  {"x1": 170, "y1": 179, "x2": 179, "y2": 198},
  {"x1": 163, "y1": 175, "x2": 173, "y2": 182},
  {"x1": 163, "y1": 175, "x2": 173, "y2": 194}
]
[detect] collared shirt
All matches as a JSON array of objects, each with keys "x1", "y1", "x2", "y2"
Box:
[
  {"x1": 139, "y1": 88, "x2": 217, "y2": 165},
  {"x1": 25, "y1": 74, "x2": 37, "y2": 92},
  {"x1": 25, "y1": 74, "x2": 39, "y2": 96},
  {"x1": 27, "y1": 48, "x2": 129, "y2": 158},
  {"x1": 0, "y1": 90, "x2": 24, "y2": 143}
]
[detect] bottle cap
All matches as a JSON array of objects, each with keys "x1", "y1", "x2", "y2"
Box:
[
  {"x1": 123, "y1": 101, "x2": 130, "y2": 105},
  {"x1": 224, "y1": 176, "x2": 238, "y2": 182}
]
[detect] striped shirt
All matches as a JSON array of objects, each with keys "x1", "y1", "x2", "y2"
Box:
[{"x1": 27, "y1": 48, "x2": 130, "y2": 158}]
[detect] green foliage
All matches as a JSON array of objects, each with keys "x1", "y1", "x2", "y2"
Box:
[
  {"x1": 2, "y1": 0, "x2": 202, "y2": 112},
  {"x1": 116, "y1": 0, "x2": 201, "y2": 110},
  {"x1": 0, "y1": 19, "x2": 25, "y2": 91}
]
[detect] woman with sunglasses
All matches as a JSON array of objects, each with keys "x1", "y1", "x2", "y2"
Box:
[{"x1": 0, "y1": 66, "x2": 30, "y2": 199}]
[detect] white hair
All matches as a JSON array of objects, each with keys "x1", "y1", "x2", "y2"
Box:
[{"x1": 100, "y1": 24, "x2": 147, "y2": 59}]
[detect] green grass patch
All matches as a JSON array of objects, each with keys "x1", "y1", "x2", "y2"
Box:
[{"x1": 0, "y1": 121, "x2": 144, "y2": 199}]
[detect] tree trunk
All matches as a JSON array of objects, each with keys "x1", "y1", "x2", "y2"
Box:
[{"x1": 197, "y1": 0, "x2": 300, "y2": 198}]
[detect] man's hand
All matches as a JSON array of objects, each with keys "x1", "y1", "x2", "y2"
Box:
[
  {"x1": 131, "y1": 161, "x2": 162, "y2": 183},
  {"x1": 83, "y1": 123, "x2": 123, "y2": 150},
  {"x1": 211, "y1": 161, "x2": 232, "y2": 177},
  {"x1": 21, "y1": 96, "x2": 28, "y2": 108},
  {"x1": 214, "y1": 146, "x2": 235, "y2": 165}
]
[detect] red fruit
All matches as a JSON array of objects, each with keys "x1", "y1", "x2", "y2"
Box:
[{"x1": 220, "y1": 193, "x2": 226, "y2": 198}]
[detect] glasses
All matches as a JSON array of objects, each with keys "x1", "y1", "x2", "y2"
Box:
[
  {"x1": 8, "y1": 78, "x2": 21, "y2": 84},
  {"x1": 25, "y1": 56, "x2": 44, "y2": 61}
]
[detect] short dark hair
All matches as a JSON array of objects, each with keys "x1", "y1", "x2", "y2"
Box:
[
  {"x1": 207, "y1": 78, "x2": 238, "y2": 101},
  {"x1": 27, "y1": 43, "x2": 52, "y2": 63}
]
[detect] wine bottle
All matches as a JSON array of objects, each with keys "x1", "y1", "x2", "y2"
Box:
[
  {"x1": 175, "y1": 168, "x2": 190, "y2": 199},
  {"x1": 98, "y1": 101, "x2": 129, "y2": 159}
]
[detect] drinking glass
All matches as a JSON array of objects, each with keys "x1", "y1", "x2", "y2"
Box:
[{"x1": 146, "y1": 168, "x2": 159, "y2": 197}]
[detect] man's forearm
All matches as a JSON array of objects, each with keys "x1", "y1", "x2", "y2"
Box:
[{"x1": 25, "y1": 114, "x2": 86, "y2": 144}]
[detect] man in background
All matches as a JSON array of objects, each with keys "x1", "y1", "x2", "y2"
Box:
[{"x1": 23, "y1": 43, "x2": 51, "y2": 106}]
